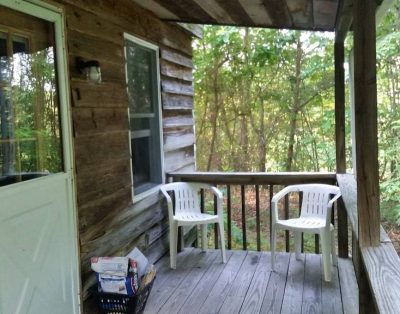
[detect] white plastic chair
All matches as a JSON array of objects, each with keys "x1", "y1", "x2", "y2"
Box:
[
  {"x1": 271, "y1": 184, "x2": 341, "y2": 281},
  {"x1": 160, "y1": 182, "x2": 227, "y2": 269}
]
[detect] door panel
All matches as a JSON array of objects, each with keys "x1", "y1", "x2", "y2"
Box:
[
  {"x1": 0, "y1": 175, "x2": 75, "y2": 314},
  {"x1": 0, "y1": 2, "x2": 79, "y2": 314}
]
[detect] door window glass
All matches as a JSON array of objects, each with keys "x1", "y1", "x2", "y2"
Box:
[{"x1": 0, "y1": 17, "x2": 62, "y2": 187}]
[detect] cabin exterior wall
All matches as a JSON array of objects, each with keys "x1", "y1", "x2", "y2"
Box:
[{"x1": 54, "y1": 0, "x2": 195, "y2": 307}]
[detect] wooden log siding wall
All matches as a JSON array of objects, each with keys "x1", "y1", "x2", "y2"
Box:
[{"x1": 57, "y1": 0, "x2": 195, "y2": 303}]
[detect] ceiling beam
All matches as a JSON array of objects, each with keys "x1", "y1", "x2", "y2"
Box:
[
  {"x1": 153, "y1": 0, "x2": 217, "y2": 23},
  {"x1": 262, "y1": 0, "x2": 293, "y2": 27},
  {"x1": 215, "y1": 0, "x2": 254, "y2": 25},
  {"x1": 335, "y1": 0, "x2": 353, "y2": 43}
]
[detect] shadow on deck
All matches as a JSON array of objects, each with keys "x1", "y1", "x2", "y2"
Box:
[{"x1": 144, "y1": 248, "x2": 358, "y2": 314}]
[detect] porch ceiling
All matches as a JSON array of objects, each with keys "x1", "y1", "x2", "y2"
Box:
[{"x1": 131, "y1": 0, "x2": 340, "y2": 32}]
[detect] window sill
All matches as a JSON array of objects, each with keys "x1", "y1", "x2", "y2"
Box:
[{"x1": 132, "y1": 184, "x2": 162, "y2": 204}]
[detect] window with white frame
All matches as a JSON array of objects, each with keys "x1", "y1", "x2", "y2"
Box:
[{"x1": 124, "y1": 34, "x2": 163, "y2": 196}]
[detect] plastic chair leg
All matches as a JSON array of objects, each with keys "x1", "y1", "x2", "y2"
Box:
[
  {"x1": 294, "y1": 231, "x2": 302, "y2": 260},
  {"x1": 320, "y1": 229, "x2": 332, "y2": 282},
  {"x1": 218, "y1": 220, "x2": 227, "y2": 263},
  {"x1": 271, "y1": 225, "x2": 276, "y2": 271},
  {"x1": 201, "y1": 224, "x2": 208, "y2": 252},
  {"x1": 169, "y1": 222, "x2": 178, "y2": 269},
  {"x1": 331, "y1": 228, "x2": 337, "y2": 266}
]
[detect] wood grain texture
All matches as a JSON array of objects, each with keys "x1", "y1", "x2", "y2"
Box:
[
  {"x1": 153, "y1": 0, "x2": 217, "y2": 23},
  {"x1": 302, "y1": 254, "x2": 322, "y2": 314},
  {"x1": 338, "y1": 258, "x2": 358, "y2": 314},
  {"x1": 281, "y1": 253, "x2": 305, "y2": 314},
  {"x1": 61, "y1": 0, "x2": 193, "y2": 55},
  {"x1": 132, "y1": 0, "x2": 339, "y2": 31},
  {"x1": 239, "y1": 252, "x2": 272, "y2": 314},
  {"x1": 335, "y1": 0, "x2": 353, "y2": 43},
  {"x1": 322, "y1": 264, "x2": 342, "y2": 314},
  {"x1": 260, "y1": 252, "x2": 290, "y2": 313},
  {"x1": 198, "y1": 250, "x2": 248, "y2": 314},
  {"x1": 58, "y1": 1, "x2": 195, "y2": 307},
  {"x1": 215, "y1": 0, "x2": 254, "y2": 25},
  {"x1": 353, "y1": 0, "x2": 380, "y2": 247},
  {"x1": 169, "y1": 171, "x2": 337, "y2": 185},
  {"x1": 147, "y1": 250, "x2": 357, "y2": 314},
  {"x1": 262, "y1": 0, "x2": 293, "y2": 27},
  {"x1": 162, "y1": 93, "x2": 193, "y2": 110},
  {"x1": 219, "y1": 252, "x2": 261, "y2": 313},
  {"x1": 337, "y1": 174, "x2": 358, "y2": 238},
  {"x1": 178, "y1": 251, "x2": 234, "y2": 314},
  {"x1": 361, "y1": 234, "x2": 400, "y2": 313},
  {"x1": 159, "y1": 251, "x2": 220, "y2": 313}
]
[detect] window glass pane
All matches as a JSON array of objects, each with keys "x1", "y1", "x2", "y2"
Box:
[
  {"x1": 132, "y1": 137, "x2": 150, "y2": 188},
  {"x1": 125, "y1": 37, "x2": 162, "y2": 195},
  {"x1": 0, "y1": 20, "x2": 63, "y2": 186},
  {"x1": 126, "y1": 40, "x2": 157, "y2": 114}
]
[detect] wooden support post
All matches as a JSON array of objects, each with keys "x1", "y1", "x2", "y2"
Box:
[
  {"x1": 335, "y1": 40, "x2": 346, "y2": 174},
  {"x1": 353, "y1": 0, "x2": 380, "y2": 247},
  {"x1": 335, "y1": 40, "x2": 349, "y2": 258}
]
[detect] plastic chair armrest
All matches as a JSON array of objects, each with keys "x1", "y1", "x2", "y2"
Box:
[
  {"x1": 160, "y1": 188, "x2": 175, "y2": 220},
  {"x1": 210, "y1": 186, "x2": 223, "y2": 216}
]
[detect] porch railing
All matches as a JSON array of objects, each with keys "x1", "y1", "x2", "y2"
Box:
[{"x1": 168, "y1": 172, "x2": 344, "y2": 255}]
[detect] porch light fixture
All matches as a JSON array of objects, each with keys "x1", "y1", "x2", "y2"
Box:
[{"x1": 76, "y1": 57, "x2": 101, "y2": 83}]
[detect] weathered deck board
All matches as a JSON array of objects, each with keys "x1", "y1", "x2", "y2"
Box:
[
  {"x1": 158, "y1": 250, "x2": 219, "y2": 313},
  {"x1": 178, "y1": 251, "x2": 234, "y2": 314},
  {"x1": 239, "y1": 252, "x2": 272, "y2": 314},
  {"x1": 322, "y1": 261, "x2": 342, "y2": 314},
  {"x1": 302, "y1": 253, "x2": 322, "y2": 314},
  {"x1": 338, "y1": 258, "x2": 358, "y2": 314},
  {"x1": 198, "y1": 250, "x2": 248, "y2": 314},
  {"x1": 260, "y1": 252, "x2": 291, "y2": 313},
  {"x1": 219, "y1": 251, "x2": 261, "y2": 314},
  {"x1": 146, "y1": 250, "x2": 358, "y2": 314},
  {"x1": 281, "y1": 253, "x2": 305, "y2": 314}
]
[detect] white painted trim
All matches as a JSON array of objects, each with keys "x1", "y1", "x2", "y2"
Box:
[
  {"x1": 0, "y1": 1, "x2": 80, "y2": 312},
  {"x1": 123, "y1": 32, "x2": 165, "y2": 202}
]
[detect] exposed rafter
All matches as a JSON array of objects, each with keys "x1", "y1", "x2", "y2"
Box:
[
  {"x1": 335, "y1": 0, "x2": 353, "y2": 43},
  {"x1": 153, "y1": 0, "x2": 217, "y2": 23},
  {"x1": 215, "y1": 0, "x2": 254, "y2": 25},
  {"x1": 262, "y1": 0, "x2": 293, "y2": 27}
]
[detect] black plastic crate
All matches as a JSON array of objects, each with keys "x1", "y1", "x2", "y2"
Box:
[{"x1": 90, "y1": 276, "x2": 155, "y2": 314}]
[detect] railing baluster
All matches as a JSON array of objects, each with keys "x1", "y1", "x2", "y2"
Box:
[
  {"x1": 315, "y1": 235, "x2": 320, "y2": 254},
  {"x1": 299, "y1": 192, "x2": 304, "y2": 253},
  {"x1": 285, "y1": 191, "x2": 290, "y2": 252},
  {"x1": 200, "y1": 189, "x2": 205, "y2": 250},
  {"x1": 200, "y1": 189, "x2": 205, "y2": 213},
  {"x1": 269, "y1": 185, "x2": 273, "y2": 246},
  {"x1": 256, "y1": 185, "x2": 261, "y2": 251},
  {"x1": 214, "y1": 192, "x2": 219, "y2": 249},
  {"x1": 227, "y1": 185, "x2": 232, "y2": 250},
  {"x1": 241, "y1": 185, "x2": 247, "y2": 250}
]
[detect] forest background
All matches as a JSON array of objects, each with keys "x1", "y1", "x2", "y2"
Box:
[{"x1": 193, "y1": 2, "x2": 400, "y2": 251}]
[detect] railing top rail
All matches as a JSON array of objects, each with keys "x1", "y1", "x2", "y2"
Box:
[{"x1": 168, "y1": 171, "x2": 337, "y2": 185}]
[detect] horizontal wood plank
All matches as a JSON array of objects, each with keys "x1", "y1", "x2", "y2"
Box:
[
  {"x1": 161, "y1": 78, "x2": 194, "y2": 96},
  {"x1": 169, "y1": 171, "x2": 337, "y2": 185},
  {"x1": 164, "y1": 131, "x2": 195, "y2": 152},
  {"x1": 361, "y1": 235, "x2": 400, "y2": 313},
  {"x1": 160, "y1": 60, "x2": 193, "y2": 82},
  {"x1": 162, "y1": 92, "x2": 194, "y2": 110}
]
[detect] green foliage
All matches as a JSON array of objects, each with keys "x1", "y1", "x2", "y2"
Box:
[{"x1": 194, "y1": 1, "x2": 400, "y2": 249}]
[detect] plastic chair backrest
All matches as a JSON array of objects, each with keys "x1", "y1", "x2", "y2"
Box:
[
  {"x1": 299, "y1": 184, "x2": 341, "y2": 219},
  {"x1": 161, "y1": 182, "x2": 203, "y2": 215}
]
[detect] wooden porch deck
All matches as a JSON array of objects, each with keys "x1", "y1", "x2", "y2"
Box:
[{"x1": 144, "y1": 248, "x2": 358, "y2": 314}]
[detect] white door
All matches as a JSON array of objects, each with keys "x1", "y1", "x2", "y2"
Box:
[{"x1": 0, "y1": 1, "x2": 80, "y2": 313}]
